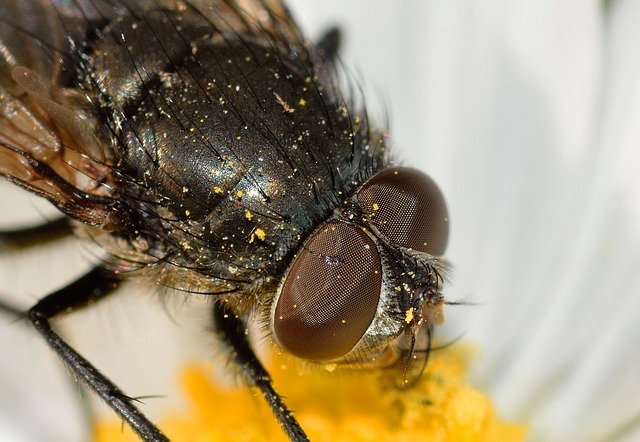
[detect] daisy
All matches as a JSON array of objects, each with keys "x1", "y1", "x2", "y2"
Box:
[{"x1": 346, "y1": 1, "x2": 639, "y2": 440}]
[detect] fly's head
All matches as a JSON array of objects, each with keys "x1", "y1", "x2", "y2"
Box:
[{"x1": 270, "y1": 166, "x2": 449, "y2": 385}]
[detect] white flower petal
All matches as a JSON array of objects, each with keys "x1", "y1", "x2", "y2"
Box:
[{"x1": 299, "y1": 1, "x2": 640, "y2": 440}]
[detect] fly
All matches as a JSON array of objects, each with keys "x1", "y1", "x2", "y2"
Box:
[{"x1": 0, "y1": 1, "x2": 449, "y2": 441}]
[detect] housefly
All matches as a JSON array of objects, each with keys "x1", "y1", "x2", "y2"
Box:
[{"x1": 0, "y1": 1, "x2": 449, "y2": 440}]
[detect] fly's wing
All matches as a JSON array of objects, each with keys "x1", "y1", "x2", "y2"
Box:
[
  {"x1": 0, "y1": 1, "x2": 128, "y2": 229},
  {"x1": 187, "y1": 0, "x2": 304, "y2": 45},
  {"x1": 0, "y1": 0, "x2": 308, "y2": 231}
]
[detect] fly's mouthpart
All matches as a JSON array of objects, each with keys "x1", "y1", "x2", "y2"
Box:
[{"x1": 413, "y1": 283, "x2": 446, "y2": 328}]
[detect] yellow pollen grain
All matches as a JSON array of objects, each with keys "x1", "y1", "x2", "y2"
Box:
[
  {"x1": 255, "y1": 228, "x2": 266, "y2": 241},
  {"x1": 372, "y1": 203, "x2": 379, "y2": 211},
  {"x1": 236, "y1": 190, "x2": 243, "y2": 198},
  {"x1": 299, "y1": 98, "x2": 306, "y2": 106},
  {"x1": 245, "y1": 209, "x2": 254, "y2": 221},
  {"x1": 324, "y1": 363, "x2": 337, "y2": 372},
  {"x1": 405, "y1": 308, "x2": 414, "y2": 324},
  {"x1": 213, "y1": 186, "x2": 224, "y2": 194}
]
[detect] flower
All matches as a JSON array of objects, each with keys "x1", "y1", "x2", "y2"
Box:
[
  {"x1": 325, "y1": 1, "x2": 639, "y2": 440},
  {"x1": 94, "y1": 348, "x2": 526, "y2": 442}
]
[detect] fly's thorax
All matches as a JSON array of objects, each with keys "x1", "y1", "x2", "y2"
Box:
[{"x1": 77, "y1": 8, "x2": 388, "y2": 294}]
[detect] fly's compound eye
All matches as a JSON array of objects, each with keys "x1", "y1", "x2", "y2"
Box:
[
  {"x1": 357, "y1": 167, "x2": 449, "y2": 256},
  {"x1": 273, "y1": 221, "x2": 382, "y2": 361}
]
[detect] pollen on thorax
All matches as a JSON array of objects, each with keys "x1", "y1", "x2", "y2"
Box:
[{"x1": 405, "y1": 308, "x2": 415, "y2": 324}]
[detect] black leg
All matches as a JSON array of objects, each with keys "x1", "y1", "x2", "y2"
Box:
[
  {"x1": 28, "y1": 266, "x2": 169, "y2": 442},
  {"x1": 0, "y1": 217, "x2": 73, "y2": 249},
  {"x1": 213, "y1": 303, "x2": 310, "y2": 442},
  {"x1": 316, "y1": 27, "x2": 341, "y2": 63}
]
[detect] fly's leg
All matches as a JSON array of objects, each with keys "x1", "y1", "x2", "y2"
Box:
[
  {"x1": 316, "y1": 27, "x2": 341, "y2": 63},
  {"x1": 28, "y1": 266, "x2": 169, "y2": 442},
  {"x1": 0, "y1": 217, "x2": 72, "y2": 249},
  {"x1": 213, "y1": 303, "x2": 310, "y2": 442}
]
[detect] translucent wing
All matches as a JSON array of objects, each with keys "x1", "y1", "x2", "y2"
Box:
[
  {"x1": 0, "y1": 0, "x2": 306, "y2": 230},
  {"x1": 187, "y1": 0, "x2": 304, "y2": 42},
  {"x1": 0, "y1": 1, "x2": 124, "y2": 228}
]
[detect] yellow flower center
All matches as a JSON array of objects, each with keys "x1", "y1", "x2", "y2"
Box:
[{"x1": 94, "y1": 347, "x2": 527, "y2": 441}]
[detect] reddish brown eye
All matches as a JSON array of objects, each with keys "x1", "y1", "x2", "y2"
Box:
[
  {"x1": 357, "y1": 167, "x2": 449, "y2": 256},
  {"x1": 273, "y1": 221, "x2": 382, "y2": 361}
]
